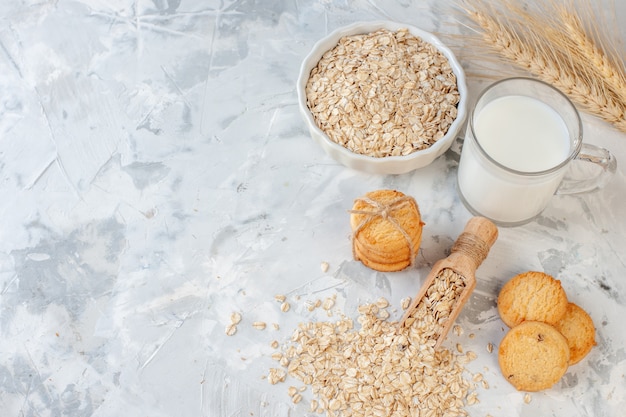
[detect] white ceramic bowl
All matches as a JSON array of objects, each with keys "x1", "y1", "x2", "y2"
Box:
[{"x1": 297, "y1": 21, "x2": 468, "y2": 175}]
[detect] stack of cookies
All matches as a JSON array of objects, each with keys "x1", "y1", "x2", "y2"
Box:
[
  {"x1": 496, "y1": 271, "x2": 596, "y2": 392},
  {"x1": 350, "y1": 189, "x2": 424, "y2": 272}
]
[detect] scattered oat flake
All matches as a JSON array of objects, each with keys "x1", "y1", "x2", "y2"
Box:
[
  {"x1": 230, "y1": 312, "x2": 242, "y2": 325},
  {"x1": 253, "y1": 321, "x2": 267, "y2": 330},
  {"x1": 267, "y1": 368, "x2": 286, "y2": 385},
  {"x1": 466, "y1": 391, "x2": 479, "y2": 405},
  {"x1": 320, "y1": 261, "x2": 329, "y2": 272},
  {"x1": 271, "y1": 340, "x2": 279, "y2": 349},
  {"x1": 275, "y1": 294, "x2": 286, "y2": 303},
  {"x1": 375, "y1": 297, "x2": 389, "y2": 309},
  {"x1": 524, "y1": 393, "x2": 532, "y2": 404},
  {"x1": 322, "y1": 297, "x2": 335, "y2": 311},
  {"x1": 401, "y1": 296, "x2": 412, "y2": 310},
  {"x1": 487, "y1": 342, "x2": 494, "y2": 353},
  {"x1": 453, "y1": 324, "x2": 463, "y2": 336},
  {"x1": 281, "y1": 302, "x2": 291, "y2": 312},
  {"x1": 225, "y1": 323, "x2": 237, "y2": 336},
  {"x1": 328, "y1": 399, "x2": 341, "y2": 411}
]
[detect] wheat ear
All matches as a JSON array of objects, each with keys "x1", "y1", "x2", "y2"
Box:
[
  {"x1": 465, "y1": 8, "x2": 626, "y2": 132},
  {"x1": 559, "y1": 7, "x2": 626, "y2": 105}
]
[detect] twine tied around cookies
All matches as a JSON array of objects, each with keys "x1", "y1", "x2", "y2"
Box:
[{"x1": 349, "y1": 195, "x2": 419, "y2": 267}]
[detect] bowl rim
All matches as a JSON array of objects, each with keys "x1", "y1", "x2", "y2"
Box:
[{"x1": 296, "y1": 20, "x2": 468, "y2": 171}]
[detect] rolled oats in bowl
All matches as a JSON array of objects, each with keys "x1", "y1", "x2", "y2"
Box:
[{"x1": 297, "y1": 21, "x2": 467, "y2": 174}]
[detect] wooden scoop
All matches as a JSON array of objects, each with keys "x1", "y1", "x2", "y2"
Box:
[{"x1": 399, "y1": 216, "x2": 498, "y2": 349}]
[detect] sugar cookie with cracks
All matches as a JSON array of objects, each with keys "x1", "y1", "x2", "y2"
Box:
[
  {"x1": 498, "y1": 320, "x2": 570, "y2": 392},
  {"x1": 497, "y1": 271, "x2": 568, "y2": 328},
  {"x1": 554, "y1": 302, "x2": 597, "y2": 365}
]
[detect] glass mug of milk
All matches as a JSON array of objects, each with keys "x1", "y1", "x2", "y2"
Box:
[{"x1": 457, "y1": 77, "x2": 616, "y2": 226}]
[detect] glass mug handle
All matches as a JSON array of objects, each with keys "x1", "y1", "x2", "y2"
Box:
[{"x1": 556, "y1": 144, "x2": 617, "y2": 195}]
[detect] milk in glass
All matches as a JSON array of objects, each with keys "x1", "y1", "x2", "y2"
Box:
[{"x1": 457, "y1": 95, "x2": 571, "y2": 224}]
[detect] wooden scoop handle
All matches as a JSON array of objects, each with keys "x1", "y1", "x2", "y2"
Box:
[
  {"x1": 448, "y1": 216, "x2": 498, "y2": 269},
  {"x1": 458, "y1": 216, "x2": 498, "y2": 250},
  {"x1": 399, "y1": 217, "x2": 498, "y2": 347}
]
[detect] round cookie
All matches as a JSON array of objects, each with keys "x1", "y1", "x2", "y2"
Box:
[
  {"x1": 350, "y1": 189, "x2": 423, "y2": 272},
  {"x1": 352, "y1": 228, "x2": 422, "y2": 265},
  {"x1": 353, "y1": 245, "x2": 412, "y2": 272},
  {"x1": 497, "y1": 271, "x2": 568, "y2": 328},
  {"x1": 554, "y1": 302, "x2": 596, "y2": 365},
  {"x1": 498, "y1": 321, "x2": 570, "y2": 392}
]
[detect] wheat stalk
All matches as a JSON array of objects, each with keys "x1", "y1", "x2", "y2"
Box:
[
  {"x1": 558, "y1": 6, "x2": 626, "y2": 104},
  {"x1": 457, "y1": 0, "x2": 626, "y2": 132}
]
